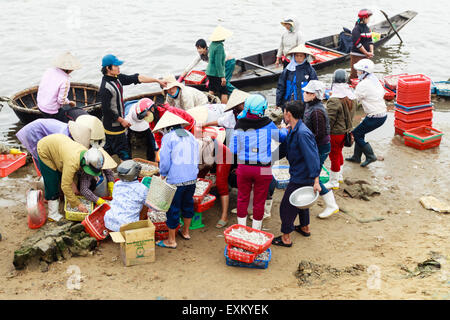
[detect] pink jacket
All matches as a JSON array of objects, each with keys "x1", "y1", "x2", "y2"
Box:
[{"x1": 37, "y1": 67, "x2": 71, "y2": 114}]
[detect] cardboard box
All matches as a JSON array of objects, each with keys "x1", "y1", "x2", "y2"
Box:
[{"x1": 110, "y1": 218, "x2": 156, "y2": 267}]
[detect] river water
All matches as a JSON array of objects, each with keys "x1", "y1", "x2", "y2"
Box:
[{"x1": 0, "y1": 0, "x2": 449, "y2": 145}]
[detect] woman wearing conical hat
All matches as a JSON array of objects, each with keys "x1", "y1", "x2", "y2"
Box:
[
  {"x1": 37, "y1": 52, "x2": 81, "y2": 122},
  {"x1": 161, "y1": 74, "x2": 208, "y2": 111},
  {"x1": 276, "y1": 18, "x2": 304, "y2": 69},
  {"x1": 205, "y1": 26, "x2": 233, "y2": 104}
]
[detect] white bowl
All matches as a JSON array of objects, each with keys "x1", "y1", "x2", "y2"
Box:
[{"x1": 289, "y1": 186, "x2": 319, "y2": 209}]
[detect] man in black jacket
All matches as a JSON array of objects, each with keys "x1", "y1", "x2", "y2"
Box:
[
  {"x1": 99, "y1": 54, "x2": 167, "y2": 160},
  {"x1": 349, "y1": 9, "x2": 374, "y2": 81}
]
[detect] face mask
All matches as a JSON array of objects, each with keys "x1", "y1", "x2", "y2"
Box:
[
  {"x1": 168, "y1": 87, "x2": 180, "y2": 98},
  {"x1": 143, "y1": 112, "x2": 154, "y2": 123}
]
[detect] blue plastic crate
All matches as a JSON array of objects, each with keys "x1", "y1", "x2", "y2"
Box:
[
  {"x1": 224, "y1": 246, "x2": 271, "y2": 269},
  {"x1": 430, "y1": 80, "x2": 437, "y2": 94},
  {"x1": 434, "y1": 81, "x2": 450, "y2": 97},
  {"x1": 394, "y1": 102, "x2": 434, "y2": 112},
  {"x1": 272, "y1": 165, "x2": 290, "y2": 189}
]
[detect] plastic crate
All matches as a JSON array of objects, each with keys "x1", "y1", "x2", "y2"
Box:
[
  {"x1": 394, "y1": 118, "x2": 432, "y2": 131},
  {"x1": 394, "y1": 102, "x2": 433, "y2": 112},
  {"x1": 404, "y1": 135, "x2": 442, "y2": 150},
  {"x1": 224, "y1": 224, "x2": 274, "y2": 254},
  {"x1": 396, "y1": 74, "x2": 431, "y2": 106},
  {"x1": 383, "y1": 86, "x2": 396, "y2": 101},
  {"x1": 394, "y1": 126, "x2": 405, "y2": 136},
  {"x1": 64, "y1": 196, "x2": 94, "y2": 221},
  {"x1": 272, "y1": 165, "x2": 290, "y2": 189},
  {"x1": 205, "y1": 173, "x2": 216, "y2": 187},
  {"x1": 147, "y1": 208, "x2": 168, "y2": 231},
  {"x1": 193, "y1": 178, "x2": 213, "y2": 204},
  {"x1": 403, "y1": 126, "x2": 443, "y2": 142},
  {"x1": 194, "y1": 194, "x2": 216, "y2": 213},
  {"x1": 227, "y1": 245, "x2": 257, "y2": 263},
  {"x1": 184, "y1": 70, "x2": 207, "y2": 85},
  {"x1": 434, "y1": 81, "x2": 450, "y2": 97},
  {"x1": 383, "y1": 73, "x2": 408, "y2": 91},
  {"x1": 133, "y1": 158, "x2": 159, "y2": 178},
  {"x1": 394, "y1": 108, "x2": 433, "y2": 122},
  {"x1": 0, "y1": 153, "x2": 27, "y2": 177},
  {"x1": 155, "y1": 224, "x2": 181, "y2": 240},
  {"x1": 81, "y1": 203, "x2": 110, "y2": 241},
  {"x1": 224, "y1": 246, "x2": 271, "y2": 269}
]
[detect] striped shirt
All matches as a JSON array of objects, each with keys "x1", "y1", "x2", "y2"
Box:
[{"x1": 351, "y1": 23, "x2": 373, "y2": 55}]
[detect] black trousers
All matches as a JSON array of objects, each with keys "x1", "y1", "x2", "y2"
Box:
[{"x1": 127, "y1": 128, "x2": 157, "y2": 162}]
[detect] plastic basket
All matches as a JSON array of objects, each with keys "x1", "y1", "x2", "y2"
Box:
[
  {"x1": 383, "y1": 73, "x2": 408, "y2": 91},
  {"x1": 194, "y1": 194, "x2": 216, "y2": 213},
  {"x1": 155, "y1": 224, "x2": 181, "y2": 240},
  {"x1": 224, "y1": 246, "x2": 271, "y2": 269},
  {"x1": 64, "y1": 196, "x2": 94, "y2": 221},
  {"x1": 184, "y1": 70, "x2": 207, "y2": 85},
  {"x1": 147, "y1": 208, "x2": 168, "y2": 231},
  {"x1": 223, "y1": 224, "x2": 274, "y2": 254},
  {"x1": 404, "y1": 135, "x2": 442, "y2": 150},
  {"x1": 205, "y1": 173, "x2": 216, "y2": 187},
  {"x1": 394, "y1": 102, "x2": 434, "y2": 112},
  {"x1": 394, "y1": 108, "x2": 433, "y2": 122},
  {"x1": 146, "y1": 176, "x2": 177, "y2": 212},
  {"x1": 0, "y1": 153, "x2": 27, "y2": 177},
  {"x1": 394, "y1": 118, "x2": 432, "y2": 131},
  {"x1": 132, "y1": 158, "x2": 159, "y2": 178},
  {"x1": 403, "y1": 126, "x2": 443, "y2": 143},
  {"x1": 434, "y1": 81, "x2": 450, "y2": 97},
  {"x1": 272, "y1": 165, "x2": 290, "y2": 189},
  {"x1": 397, "y1": 74, "x2": 431, "y2": 106},
  {"x1": 227, "y1": 245, "x2": 257, "y2": 263},
  {"x1": 81, "y1": 203, "x2": 110, "y2": 241},
  {"x1": 193, "y1": 178, "x2": 213, "y2": 204}
]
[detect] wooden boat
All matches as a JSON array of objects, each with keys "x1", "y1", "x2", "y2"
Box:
[
  {"x1": 183, "y1": 10, "x2": 418, "y2": 90},
  {"x1": 0, "y1": 83, "x2": 101, "y2": 124}
]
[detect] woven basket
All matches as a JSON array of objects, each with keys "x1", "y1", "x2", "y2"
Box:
[{"x1": 146, "y1": 176, "x2": 177, "y2": 212}]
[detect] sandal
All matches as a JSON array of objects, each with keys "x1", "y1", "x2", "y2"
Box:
[
  {"x1": 272, "y1": 235, "x2": 292, "y2": 247},
  {"x1": 156, "y1": 240, "x2": 177, "y2": 249},
  {"x1": 294, "y1": 225, "x2": 311, "y2": 237},
  {"x1": 215, "y1": 219, "x2": 228, "y2": 229},
  {"x1": 177, "y1": 229, "x2": 191, "y2": 240}
]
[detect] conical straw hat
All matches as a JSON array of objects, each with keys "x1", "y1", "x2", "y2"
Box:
[
  {"x1": 75, "y1": 115, "x2": 105, "y2": 141},
  {"x1": 224, "y1": 89, "x2": 250, "y2": 111},
  {"x1": 209, "y1": 26, "x2": 233, "y2": 41},
  {"x1": 152, "y1": 111, "x2": 189, "y2": 133},
  {"x1": 52, "y1": 51, "x2": 81, "y2": 71},
  {"x1": 187, "y1": 105, "x2": 209, "y2": 124},
  {"x1": 287, "y1": 44, "x2": 315, "y2": 59},
  {"x1": 162, "y1": 74, "x2": 184, "y2": 91},
  {"x1": 99, "y1": 147, "x2": 117, "y2": 169},
  {"x1": 68, "y1": 121, "x2": 91, "y2": 148}
]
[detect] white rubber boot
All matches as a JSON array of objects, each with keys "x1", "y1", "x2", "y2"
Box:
[
  {"x1": 324, "y1": 171, "x2": 340, "y2": 190},
  {"x1": 47, "y1": 200, "x2": 63, "y2": 222},
  {"x1": 263, "y1": 199, "x2": 273, "y2": 219},
  {"x1": 252, "y1": 219, "x2": 262, "y2": 230},
  {"x1": 338, "y1": 165, "x2": 344, "y2": 183},
  {"x1": 237, "y1": 217, "x2": 247, "y2": 226},
  {"x1": 318, "y1": 191, "x2": 339, "y2": 219}
]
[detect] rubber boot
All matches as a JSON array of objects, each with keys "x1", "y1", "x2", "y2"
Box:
[
  {"x1": 324, "y1": 171, "x2": 340, "y2": 190},
  {"x1": 263, "y1": 199, "x2": 273, "y2": 219},
  {"x1": 237, "y1": 217, "x2": 247, "y2": 226},
  {"x1": 345, "y1": 143, "x2": 362, "y2": 163},
  {"x1": 360, "y1": 143, "x2": 377, "y2": 167},
  {"x1": 318, "y1": 191, "x2": 339, "y2": 219},
  {"x1": 338, "y1": 165, "x2": 344, "y2": 183},
  {"x1": 252, "y1": 219, "x2": 262, "y2": 230},
  {"x1": 47, "y1": 200, "x2": 63, "y2": 222}
]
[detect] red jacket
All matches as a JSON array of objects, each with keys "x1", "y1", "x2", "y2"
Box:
[{"x1": 150, "y1": 104, "x2": 196, "y2": 148}]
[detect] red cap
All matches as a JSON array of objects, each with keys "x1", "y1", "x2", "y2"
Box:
[{"x1": 358, "y1": 9, "x2": 373, "y2": 19}]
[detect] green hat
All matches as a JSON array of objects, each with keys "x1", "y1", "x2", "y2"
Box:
[{"x1": 80, "y1": 149, "x2": 103, "y2": 176}]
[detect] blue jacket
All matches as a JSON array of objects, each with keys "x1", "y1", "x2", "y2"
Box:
[
  {"x1": 286, "y1": 119, "x2": 321, "y2": 184},
  {"x1": 276, "y1": 61, "x2": 318, "y2": 108},
  {"x1": 230, "y1": 116, "x2": 288, "y2": 166},
  {"x1": 159, "y1": 129, "x2": 199, "y2": 185}
]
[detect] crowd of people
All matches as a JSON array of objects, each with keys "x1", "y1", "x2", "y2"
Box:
[{"x1": 16, "y1": 9, "x2": 388, "y2": 249}]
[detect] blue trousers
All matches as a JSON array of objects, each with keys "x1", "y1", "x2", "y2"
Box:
[
  {"x1": 166, "y1": 184, "x2": 195, "y2": 229},
  {"x1": 352, "y1": 115, "x2": 387, "y2": 148},
  {"x1": 318, "y1": 143, "x2": 331, "y2": 196}
]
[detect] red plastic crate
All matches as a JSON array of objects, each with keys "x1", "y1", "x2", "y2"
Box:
[
  {"x1": 394, "y1": 118, "x2": 432, "y2": 131},
  {"x1": 81, "y1": 203, "x2": 110, "y2": 241},
  {"x1": 394, "y1": 108, "x2": 433, "y2": 122},
  {"x1": 194, "y1": 194, "x2": 216, "y2": 213},
  {"x1": 155, "y1": 224, "x2": 181, "y2": 240},
  {"x1": 0, "y1": 153, "x2": 27, "y2": 177},
  {"x1": 223, "y1": 224, "x2": 274, "y2": 254},
  {"x1": 403, "y1": 126, "x2": 443, "y2": 142},
  {"x1": 350, "y1": 78, "x2": 359, "y2": 88},
  {"x1": 404, "y1": 136, "x2": 442, "y2": 150},
  {"x1": 227, "y1": 245, "x2": 257, "y2": 264},
  {"x1": 397, "y1": 74, "x2": 431, "y2": 106},
  {"x1": 383, "y1": 73, "x2": 408, "y2": 91},
  {"x1": 383, "y1": 86, "x2": 396, "y2": 101},
  {"x1": 184, "y1": 70, "x2": 207, "y2": 85},
  {"x1": 193, "y1": 178, "x2": 213, "y2": 204},
  {"x1": 395, "y1": 126, "x2": 405, "y2": 136}
]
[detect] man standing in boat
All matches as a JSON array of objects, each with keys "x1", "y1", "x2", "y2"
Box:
[
  {"x1": 37, "y1": 52, "x2": 80, "y2": 122},
  {"x1": 99, "y1": 54, "x2": 167, "y2": 161},
  {"x1": 349, "y1": 9, "x2": 374, "y2": 81}
]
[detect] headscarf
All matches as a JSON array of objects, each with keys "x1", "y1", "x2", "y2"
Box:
[
  {"x1": 286, "y1": 56, "x2": 306, "y2": 72},
  {"x1": 330, "y1": 83, "x2": 356, "y2": 100}
]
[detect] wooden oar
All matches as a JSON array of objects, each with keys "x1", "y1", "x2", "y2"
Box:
[
  {"x1": 237, "y1": 59, "x2": 277, "y2": 75},
  {"x1": 380, "y1": 10, "x2": 403, "y2": 43}
]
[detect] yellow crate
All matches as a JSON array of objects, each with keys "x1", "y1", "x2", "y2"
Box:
[{"x1": 64, "y1": 196, "x2": 94, "y2": 221}]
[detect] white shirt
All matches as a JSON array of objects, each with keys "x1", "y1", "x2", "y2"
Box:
[{"x1": 355, "y1": 73, "x2": 387, "y2": 116}]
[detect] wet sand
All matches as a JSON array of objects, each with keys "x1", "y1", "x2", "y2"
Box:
[{"x1": 0, "y1": 102, "x2": 449, "y2": 300}]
